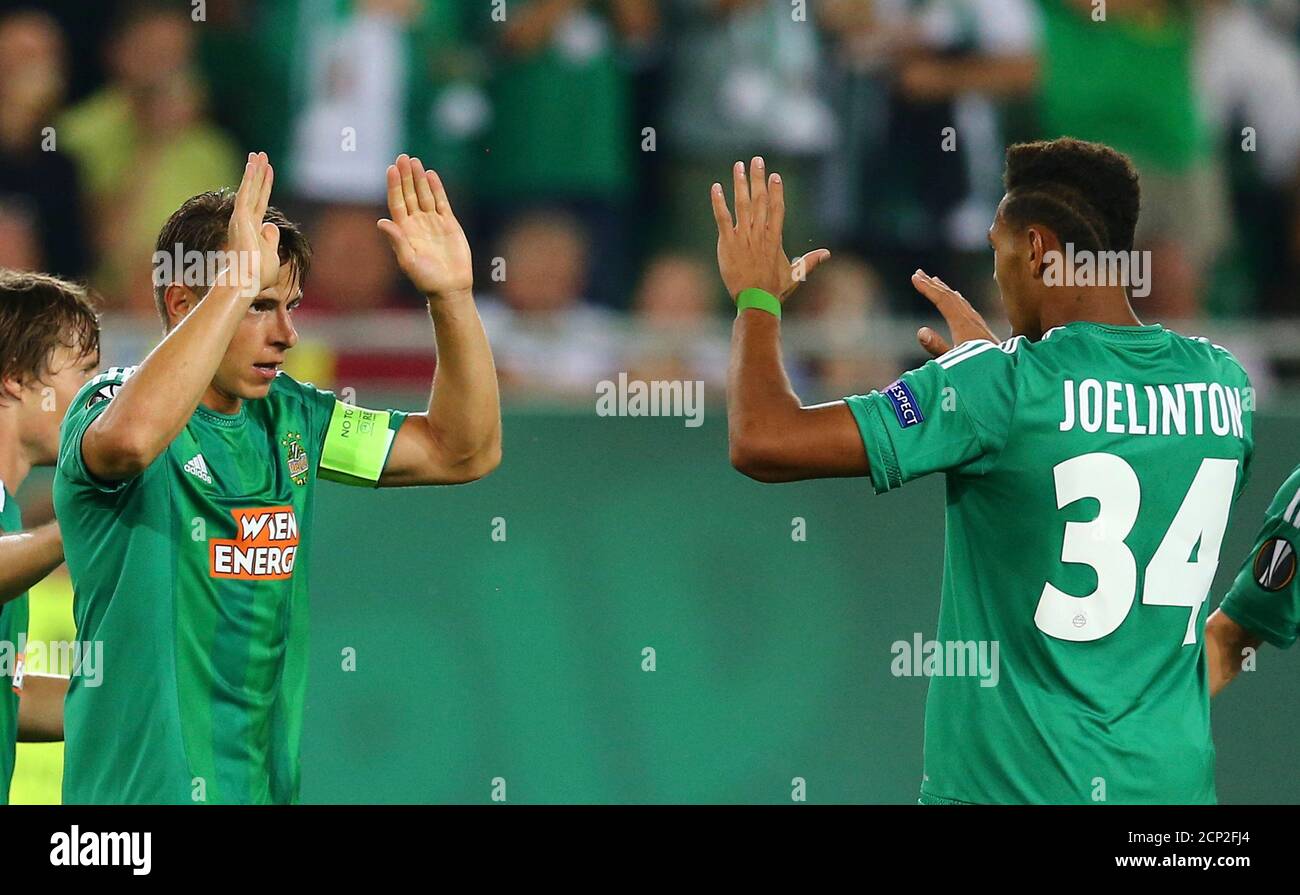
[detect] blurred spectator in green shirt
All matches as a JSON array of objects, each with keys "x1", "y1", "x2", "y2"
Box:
[
  {"x1": 660, "y1": 0, "x2": 835, "y2": 275},
  {"x1": 480, "y1": 0, "x2": 660, "y2": 309},
  {"x1": 852, "y1": 0, "x2": 1233, "y2": 321},
  {"x1": 1035, "y1": 0, "x2": 1229, "y2": 322}
]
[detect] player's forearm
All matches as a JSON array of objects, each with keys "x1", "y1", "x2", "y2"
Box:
[
  {"x1": 726, "y1": 310, "x2": 869, "y2": 482},
  {"x1": 86, "y1": 284, "x2": 250, "y2": 478},
  {"x1": 17, "y1": 673, "x2": 67, "y2": 742},
  {"x1": 727, "y1": 309, "x2": 805, "y2": 480},
  {"x1": 1205, "y1": 609, "x2": 1262, "y2": 697},
  {"x1": 0, "y1": 522, "x2": 62, "y2": 604},
  {"x1": 422, "y1": 290, "x2": 502, "y2": 476}
]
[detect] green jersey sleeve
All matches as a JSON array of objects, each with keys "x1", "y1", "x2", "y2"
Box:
[
  {"x1": 57, "y1": 366, "x2": 141, "y2": 495},
  {"x1": 1219, "y1": 465, "x2": 1300, "y2": 648},
  {"x1": 279, "y1": 376, "x2": 409, "y2": 487},
  {"x1": 843, "y1": 338, "x2": 1020, "y2": 494}
]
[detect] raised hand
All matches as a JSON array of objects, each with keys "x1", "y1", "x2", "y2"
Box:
[
  {"x1": 223, "y1": 151, "x2": 280, "y2": 298},
  {"x1": 378, "y1": 155, "x2": 473, "y2": 300},
  {"x1": 911, "y1": 269, "x2": 998, "y2": 357},
  {"x1": 711, "y1": 156, "x2": 830, "y2": 303}
]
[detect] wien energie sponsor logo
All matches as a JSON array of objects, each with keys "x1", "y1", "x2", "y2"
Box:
[{"x1": 209, "y1": 506, "x2": 299, "y2": 580}]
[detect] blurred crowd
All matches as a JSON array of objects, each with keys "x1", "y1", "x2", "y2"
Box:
[{"x1": 1, "y1": 0, "x2": 1299, "y2": 400}]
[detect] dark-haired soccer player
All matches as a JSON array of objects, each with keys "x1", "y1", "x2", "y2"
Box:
[
  {"x1": 53, "y1": 152, "x2": 501, "y2": 804},
  {"x1": 0, "y1": 270, "x2": 101, "y2": 803},
  {"x1": 713, "y1": 138, "x2": 1252, "y2": 804}
]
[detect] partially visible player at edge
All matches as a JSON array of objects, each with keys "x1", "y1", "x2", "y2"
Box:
[
  {"x1": 53, "y1": 152, "x2": 501, "y2": 804},
  {"x1": 0, "y1": 270, "x2": 101, "y2": 803},
  {"x1": 1204, "y1": 466, "x2": 1300, "y2": 694},
  {"x1": 713, "y1": 137, "x2": 1254, "y2": 804}
]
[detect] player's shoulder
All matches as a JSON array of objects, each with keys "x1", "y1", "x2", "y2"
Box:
[
  {"x1": 267, "y1": 371, "x2": 331, "y2": 405},
  {"x1": 265, "y1": 371, "x2": 336, "y2": 425},
  {"x1": 928, "y1": 336, "x2": 1028, "y2": 377},
  {"x1": 1167, "y1": 327, "x2": 1249, "y2": 361},
  {"x1": 1162, "y1": 328, "x2": 1251, "y2": 382},
  {"x1": 1033, "y1": 323, "x2": 1250, "y2": 377},
  {"x1": 1265, "y1": 463, "x2": 1300, "y2": 520},
  {"x1": 72, "y1": 365, "x2": 139, "y2": 411}
]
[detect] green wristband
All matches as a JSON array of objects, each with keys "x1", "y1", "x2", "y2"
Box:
[{"x1": 736, "y1": 288, "x2": 782, "y2": 319}]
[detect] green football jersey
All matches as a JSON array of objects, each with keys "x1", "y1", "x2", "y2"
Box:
[
  {"x1": 0, "y1": 485, "x2": 29, "y2": 805},
  {"x1": 845, "y1": 322, "x2": 1254, "y2": 804},
  {"x1": 53, "y1": 367, "x2": 406, "y2": 804},
  {"x1": 1219, "y1": 465, "x2": 1300, "y2": 648}
]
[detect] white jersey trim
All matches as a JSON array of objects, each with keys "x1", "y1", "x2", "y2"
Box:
[
  {"x1": 86, "y1": 365, "x2": 139, "y2": 389},
  {"x1": 938, "y1": 340, "x2": 998, "y2": 370},
  {"x1": 1284, "y1": 485, "x2": 1300, "y2": 528}
]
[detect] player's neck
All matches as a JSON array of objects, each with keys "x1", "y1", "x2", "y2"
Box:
[
  {"x1": 1040, "y1": 287, "x2": 1142, "y2": 334},
  {"x1": 0, "y1": 410, "x2": 32, "y2": 495},
  {"x1": 199, "y1": 383, "x2": 243, "y2": 416}
]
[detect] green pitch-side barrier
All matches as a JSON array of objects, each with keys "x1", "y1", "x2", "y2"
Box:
[{"x1": 296, "y1": 404, "x2": 1300, "y2": 804}]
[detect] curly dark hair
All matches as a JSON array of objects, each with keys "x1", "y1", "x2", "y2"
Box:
[{"x1": 1002, "y1": 138, "x2": 1141, "y2": 254}]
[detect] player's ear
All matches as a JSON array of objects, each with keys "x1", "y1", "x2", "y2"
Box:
[
  {"x1": 1026, "y1": 227, "x2": 1048, "y2": 280},
  {"x1": 163, "y1": 283, "x2": 197, "y2": 329},
  {"x1": 0, "y1": 373, "x2": 23, "y2": 404}
]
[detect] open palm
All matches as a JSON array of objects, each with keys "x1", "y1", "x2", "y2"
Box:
[
  {"x1": 225, "y1": 151, "x2": 281, "y2": 297},
  {"x1": 378, "y1": 155, "x2": 473, "y2": 298}
]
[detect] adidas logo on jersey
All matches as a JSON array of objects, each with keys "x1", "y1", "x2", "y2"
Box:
[{"x1": 184, "y1": 453, "x2": 213, "y2": 485}]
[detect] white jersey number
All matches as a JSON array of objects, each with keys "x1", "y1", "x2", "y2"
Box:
[{"x1": 1034, "y1": 453, "x2": 1238, "y2": 644}]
